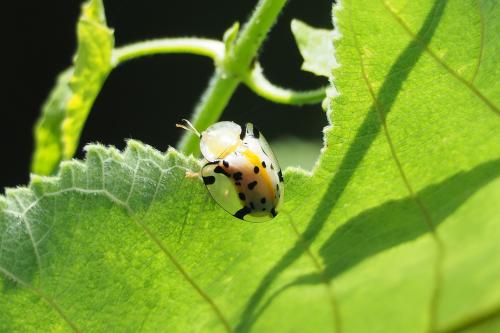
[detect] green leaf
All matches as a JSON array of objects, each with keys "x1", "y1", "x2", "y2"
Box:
[
  {"x1": 63, "y1": 0, "x2": 114, "y2": 161},
  {"x1": 31, "y1": 69, "x2": 73, "y2": 175},
  {"x1": 223, "y1": 22, "x2": 240, "y2": 53},
  {"x1": 3, "y1": 0, "x2": 500, "y2": 332},
  {"x1": 291, "y1": 19, "x2": 338, "y2": 77},
  {"x1": 31, "y1": 0, "x2": 114, "y2": 176}
]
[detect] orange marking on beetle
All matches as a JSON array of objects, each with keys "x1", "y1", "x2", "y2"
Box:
[{"x1": 242, "y1": 148, "x2": 275, "y2": 198}]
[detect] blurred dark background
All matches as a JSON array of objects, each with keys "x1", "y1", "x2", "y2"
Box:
[{"x1": 2, "y1": 0, "x2": 332, "y2": 192}]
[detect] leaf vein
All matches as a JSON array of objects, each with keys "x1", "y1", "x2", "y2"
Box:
[
  {"x1": 9, "y1": 151, "x2": 231, "y2": 331},
  {"x1": 95, "y1": 154, "x2": 232, "y2": 332},
  {"x1": 351, "y1": 4, "x2": 446, "y2": 331},
  {"x1": 122, "y1": 159, "x2": 232, "y2": 332},
  {"x1": 125, "y1": 155, "x2": 141, "y2": 205},
  {"x1": 0, "y1": 265, "x2": 81, "y2": 332},
  {"x1": 382, "y1": 0, "x2": 500, "y2": 116},
  {"x1": 11, "y1": 193, "x2": 43, "y2": 284},
  {"x1": 470, "y1": 0, "x2": 485, "y2": 83},
  {"x1": 285, "y1": 212, "x2": 343, "y2": 333},
  {"x1": 14, "y1": 181, "x2": 234, "y2": 333}
]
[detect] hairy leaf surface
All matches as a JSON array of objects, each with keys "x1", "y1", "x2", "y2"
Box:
[{"x1": 3, "y1": 0, "x2": 500, "y2": 332}]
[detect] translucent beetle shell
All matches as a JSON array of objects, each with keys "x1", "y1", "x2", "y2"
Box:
[{"x1": 178, "y1": 120, "x2": 284, "y2": 222}]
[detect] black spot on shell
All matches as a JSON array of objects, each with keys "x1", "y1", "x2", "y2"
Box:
[
  {"x1": 214, "y1": 166, "x2": 230, "y2": 177},
  {"x1": 278, "y1": 170, "x2": 284, "y2": 182},
  {"x1": 261, "y1": 197, "x2": 266, "y2": 204},
  {"x1": 254, "y1": 166, "x2": 259, "y2": 174},
  {"x1": 234, "y1": 206, "x2": 251, "y2": 220},
  {"x1": 233, "y1": 172, "x2": 243, "y2": 181},
  {"x1": 223, "y1": 160, "x2": 229, "y2": 168},
  {"x1": 270, "y1": 164, "x2": 274, "y2": 170},
  {"x1": 261, "y1": 161, "x2": 267, "y2": 168},
  {"x1": 262, "y1": 208, "x2": 266, "y2": 211},
  {"x1": 238, "y1": 193, "x2": 246, "y2": 201},
  {"x1": 248, "y1": 181, "x2": 257, "y2": 190},
  {"x1": 203, "y1": 176, "x2": 215, "y2": 185},
  {"x1": 235, "y1": 182, "x2": 241, "y2": 186}
]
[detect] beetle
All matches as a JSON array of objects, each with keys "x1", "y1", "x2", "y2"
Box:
[{"x1": 176, "y1": 120, "x2": 284, "y2": 222}]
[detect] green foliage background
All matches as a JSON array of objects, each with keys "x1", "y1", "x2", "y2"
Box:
[{"x1": 2, "y1": 0, "x2": 500, "y2": 332}]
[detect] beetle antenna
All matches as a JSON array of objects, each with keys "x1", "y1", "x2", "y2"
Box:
[{"x1": 176, "y1": 119, "x2": 201, "y2": 137}]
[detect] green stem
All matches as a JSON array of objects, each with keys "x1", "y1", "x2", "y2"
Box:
[
  {"x1": 244, "y1": 63, "x2": 326, "y2": 105},
  {"x1": 112, "y1": 37, "x2": 325, "y2": 107},
  {"x1": 178, "y1": 0, "x2": 289, "y2": 155},
  {"x1": 224, "y1": 0, "x2": 289, "y2": 75},
  {"x1": 112, "y1": 38, "x2": 225, "y2": 66}
]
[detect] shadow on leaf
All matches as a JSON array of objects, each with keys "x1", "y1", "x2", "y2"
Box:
[
  {"x1": 250, "y1": 158, "x2": 500, "y2": 324},
  {"x1": 235, "y1": 1, "x2": 448, "y2": 331}
]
